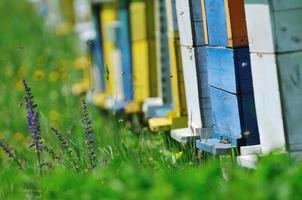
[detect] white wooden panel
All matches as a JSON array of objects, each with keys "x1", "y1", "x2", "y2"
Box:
[
  {"x1": 165, "y1": 0, "x2": 178, "y2": 36},
  {"x1": 111, "y1": 50, "x2": 124, "y2": 101},
  {"x1": 244, "y1": 4, "x2": 275, "y2": 53},
  {"x1": 92, "y1": 65, "x2": 102, "y2": 93},
  {"x1": 175, "y1": 0, "x2": 193, "y2": 46},
  {"x1": 181, "y1": 46, "x2": 202, "y2": 130},
  {"x1": 250, "y1": 52, "x2": 285, "y2": 152}
]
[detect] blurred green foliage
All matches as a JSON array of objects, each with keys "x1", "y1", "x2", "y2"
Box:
[{"x1": 0, "y1": 1, "x2": 302, "y2": 200}]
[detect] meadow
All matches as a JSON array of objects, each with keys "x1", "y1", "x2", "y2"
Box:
[{"x1": 1, "y1": 1, "x2": 302, "y2": 199}]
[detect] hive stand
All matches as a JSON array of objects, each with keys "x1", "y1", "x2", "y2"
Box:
[
  {"x1": 148, "y1": 0, "x2": 188, "y2": 132},
  {"x1": 124, "y1": 0, "x2": 158, "y2": 114},
  {"x1": 170, "y1": 0, "x2": 213, "y2": 143},
  {"x1": 238, "y1": 0, "x2": 302, "y2": 167},
  {"x1": 143, "y1": 0, "x2": 174, "y2": 120},
  {"x1": 196, "y1": 0, "x2": 259, "y2": 154}
]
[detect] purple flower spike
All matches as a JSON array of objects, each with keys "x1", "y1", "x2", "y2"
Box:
[
  {"x1": 22, "y1": 80, "x2": 43, "y2": 152},
  {"x1": 81, "y1": 99, "x2": 97, "y2": 169}
]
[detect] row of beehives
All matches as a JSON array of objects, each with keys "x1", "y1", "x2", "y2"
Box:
[{"x1": 30, "y1": 0, "x2": 302, "y2": 168}]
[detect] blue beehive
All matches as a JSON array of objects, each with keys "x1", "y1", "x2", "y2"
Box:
[
  {"x1": 91, "y1": 3, "x2": 106, "y2": 93},
  {"x1": 117, "y1": 0, "x2": 133, "y2": 104},
  {"x1": 170, "y1": 0, "x2": 213, "y2": 143},
  {"x1": 196, "y1": 0, "x2": 259, "y2": 154},
  {"x1": 105, "y1": 0, "x2": 133, "y2": 111}
]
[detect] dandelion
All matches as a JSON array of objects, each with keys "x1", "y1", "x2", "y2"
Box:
[
  {"x1": 0, "y1": 139, "x2": 23, "y2": 169},
  {"x1": 175, "y1": 151, "x2": 183, "y2": 159},
  {"x1": 81, "y1": 99, "x2": 97, "y2": 169},
  {"x1": 15, "y1": 80, "x2": 24, "y2": 91},
  {"x1": 14, "y1": 132, "x2": 24, "y2": 142},
  {"x1": 74, "y1": 56, "x2": 88, "y2": 70},
  {"x1": 60, "y1": 71, "x2": 68, "y2": 81},
  {"x1": 49, "y1": 110, "x2": 61, "y2": 127},
  {"x1": 33, "y1": 69, "x2": 45, "y2": 80},
  {"x1": 49, "y1": 71, "x2": 59, "y2": 82}
]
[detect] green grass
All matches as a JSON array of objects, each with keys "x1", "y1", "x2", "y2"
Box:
[{"x1": 1, "y1": 0, "x2": 302, "y2": 199}]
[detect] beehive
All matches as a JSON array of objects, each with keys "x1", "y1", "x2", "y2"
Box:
[
  {"x1": 143, "y1": 0, "x2": 173, "y2": 119},
  {"x1": 196, "y1": 0, "x2": 259, "y2": 154},
  {"x1": 238, "y1": 0, "x2": 302, "y2": 163},
  {"x1": 170, "y1": 0, "x2": 213, "y2": 143},
  {"x1": 148, "y1": 0, "x2": 188, "y2": 132},
  {"x1": 125, "y1": 0, "x2": 158, "y2": 113}
]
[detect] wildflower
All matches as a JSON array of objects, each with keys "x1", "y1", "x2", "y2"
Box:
[
  {"x1": 33, "y1": 69, "x2": 45, "y2": 80},
  {"x1": 55, "y1": 23, "x2": 72, "y2": 36},
  {"x1": 74, "y1": 57, "x2": 88, "y2": 70},
  {"x1": 15, "y1": 80, "x2": 24, "y2": 91},
  {"x1": 81, "y1": 99, "x2": 97, "y2": 169},
  {"x1": 49, "y1": 71, "x2": 59, "y2": 82},
  {"x1": 14, "y1": 132, "x2": 24, "y2": 142},
  {"x1": 51, "y1": 127, "x2": 72, "y2": 154},
  {"x1": 175, "y1": 151, "x2": 183, "y2": 159},
  {"x1": 60, "y1": 71, "x2": 68, "y2": 81},
  {"x1": 49, "y1": 110, "x2": 61, "y2": 126},
  {"x1": 0, "y1": 139, "x2": 23, "y2": 169},
  {"x1": 22, "y1": 79, "x2": 44, "y2": 173},
  {"x1": 51, "y1": 127, "x2": 79, "y2": 171},
  {"x1": 43, "y1": 144, "x2": 60, "y2": 161}
]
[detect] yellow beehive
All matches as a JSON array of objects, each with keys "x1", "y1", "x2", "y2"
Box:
[
  {"x1": 125, "y1": 0, "x2": 157, "y2": 113},
  {"x1": 95, "y1": 2, "x2": 118, "y2": 108},
  {"x1": 148, "y1": 0, "x2": 187, "y2": 132}
]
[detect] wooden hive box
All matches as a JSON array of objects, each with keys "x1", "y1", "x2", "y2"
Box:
[
  {"x1": 170, "y1": 0, "x2": 213, "y2": 143},
  {"x1": 125, "y1": 0, "x2": 158, "y2": 113},
  {"x1": 204, "y1": 0, "x2": 248, "y2": 48}
]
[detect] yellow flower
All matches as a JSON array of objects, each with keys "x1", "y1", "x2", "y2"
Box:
[
  {"x1": 55, "y1": 23, "x2": 72, "y2": 36},
  {"x1": 14, "y1": 132, "x2": 24, "y2": 142},
  {"x1": 60, "y1": 71, "x2": 69, "y2": 81},
  {"x1": 175, "y1": 151, "x2": 183, "y2": 159},
  {"x1": 15, "y1": 80, "x2": 24, "y2": 91},
  {"x1": 0, "y1": 132, "x2": 4, "y2": 140},
  {"x1": 17, "y1": 64, "x2": 28, "y2": 77},
  {"x1": 49, "y1": 110, "x2": 61, "y2": 126},
  {"x1": 49, "y1": 71, "x2": 59, "y2": 82},
  {"x1": 34, "y1": 69, "x2": 45, "y2": 80},
  {"x1": 58, "y1": 59, "x2": 69, "y2": 69},
  {"x1": 74, "y1": 57, "x2": 89, "y2": 70}
]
